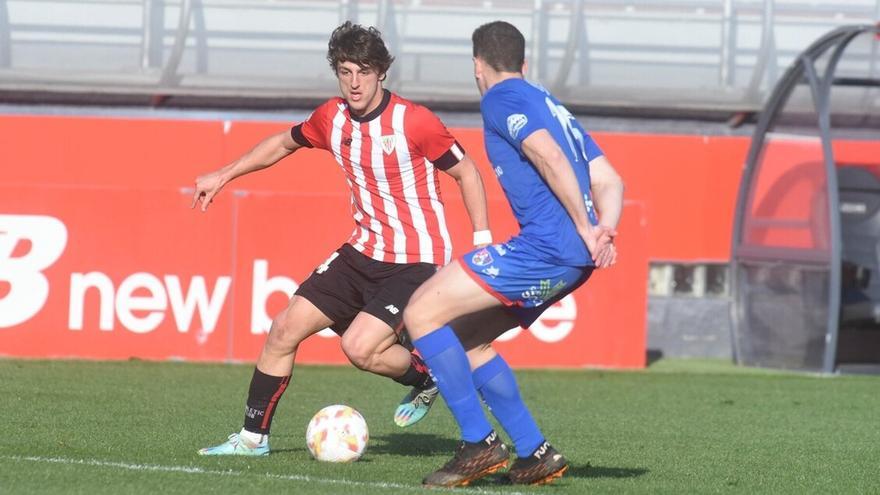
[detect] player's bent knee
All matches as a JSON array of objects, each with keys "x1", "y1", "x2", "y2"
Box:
[
  {"x1": 264, "y1": 329, "x2": 300, "y2": 355},
  {"x1": 340, "y1": 334, "x2": 376, "y2": 371},
  {"x1": 402, "y1": 307, "x2": 435, "y2": 340},
  {"x1": 265, "y1": 316, "x2": 309, "y2": 352},
  {"x1": 401, "y1": 308, "x2": 419, "y2": 335}
]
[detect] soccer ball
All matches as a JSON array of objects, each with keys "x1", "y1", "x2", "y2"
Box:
[{"x1": 306, "y1": 404, "x2": 369, "y2": 462}]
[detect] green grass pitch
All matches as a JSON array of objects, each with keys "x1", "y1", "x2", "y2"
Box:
[{"x1": 0, "y1": 358, "x2": 877, "y2": 494}]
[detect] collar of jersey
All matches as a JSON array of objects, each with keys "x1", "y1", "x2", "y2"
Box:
[
  {"x1": 349, "y1": 89, "x2": 391, "y2": 123},
  {"x1": 486, "y1": 77, "x2": 525, "y2": 97}
]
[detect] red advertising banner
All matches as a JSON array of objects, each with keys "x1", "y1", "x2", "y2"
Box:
[
  {"x1": 0, "y1": 114, "x2": 655, "y2": 368},
  {"x1": 5, "y1": 115, "x2": 869, "y2": 368},
  {"x1": 0, "y1": 183, "x2": 647, "y2": 368},
  {"x1": 0, "y1": 186, "x2": 234, "y2": 360}
]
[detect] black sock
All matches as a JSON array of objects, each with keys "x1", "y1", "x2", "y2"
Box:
[
  {"x1": 243, "y1": 368, "x2": 290, "y2": 435},
  {"x1": 392, "y1": 353, "x2": 434, "y2": 390}
]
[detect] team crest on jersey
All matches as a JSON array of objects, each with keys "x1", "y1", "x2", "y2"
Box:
[
  {"x1": 471, "y1": 248, "x2": 494, "y2": 266},
  {"x1": 381, "y1": 135, "x2": 396, "y2": 155},
  {"x1": 507, "y1": 113, "x2": 528, "y2": 139}
]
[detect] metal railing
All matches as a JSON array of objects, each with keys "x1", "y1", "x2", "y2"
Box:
[{"x1": 0, "y1": 0, "x2": 877, "y2": 114}]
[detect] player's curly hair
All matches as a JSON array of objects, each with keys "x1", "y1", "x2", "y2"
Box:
[
  {"x1": 472, "y1": 21, "x2": 525, "y2": 73},
  {"x1": 327, "y1": 21, "x2": 395, "y2": 79}
]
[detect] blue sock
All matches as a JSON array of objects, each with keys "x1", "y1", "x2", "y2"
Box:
[
  {"x1": 413, "y1": 326, "x2": 493, "y2": 443},
  {"x1": 473, "y1": 354, "x2": 544, "y2": 458}
]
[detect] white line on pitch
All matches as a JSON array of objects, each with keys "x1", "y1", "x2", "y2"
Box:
[{"x1": 0, "y1": 455, "x2": 529, "y2": 494}]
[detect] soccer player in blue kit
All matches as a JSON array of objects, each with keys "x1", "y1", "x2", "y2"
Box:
[{"x1": 402, "y1": 21, "x2": 624, "y2": 487}]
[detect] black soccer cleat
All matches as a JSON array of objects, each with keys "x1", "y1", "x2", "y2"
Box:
[
  {"x1": 422, "y1": 431, "x2": 510, "y2": 487},
  {"x1": 506, "y1": 441, "x2": 569, "y2": 485}
]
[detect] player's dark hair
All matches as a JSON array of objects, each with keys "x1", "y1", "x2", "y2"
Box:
[
  {"x1": 472, "y1": 21, "x2": 525, "y2": 73},
  {"x1": 327, "y1": 21, "x2": 394, "y2": 78}
]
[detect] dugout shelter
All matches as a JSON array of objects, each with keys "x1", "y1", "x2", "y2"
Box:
[{"x1": 731, "y1": 24, "x2": 880, "y2": 374}]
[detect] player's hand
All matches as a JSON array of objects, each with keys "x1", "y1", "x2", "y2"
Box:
[
  {"x1": 581, "y1": 225, "x2": 617, "y2": 269},
  {"x1": 594, "y1": 242, "x2": 617, "y2": 268},
  {"x1": 593, "y1": 226, "x2": 617, "y2": 268},
  {"x1": 191, "y1": 170, "x2": 226, "y2": 212}
]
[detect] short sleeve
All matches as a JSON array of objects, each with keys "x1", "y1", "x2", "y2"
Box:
[
  {"x1": 407, "y1": 105, "x2": 466, "y2": 170},
  {"x1": 290, "y1": 99, "x2": 336, "y2": 150},
  {"x1": 583, "y1": 132, "x2": 604, "y2": 161}
]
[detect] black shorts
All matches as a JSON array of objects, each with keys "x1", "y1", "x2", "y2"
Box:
[{"x1": 295, "y1": 244, "x2": 437, "y2": 335}]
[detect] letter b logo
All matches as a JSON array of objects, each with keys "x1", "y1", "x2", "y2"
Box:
[{"x1": 0, "y1": 215, "x2": 68, "y2": 327}]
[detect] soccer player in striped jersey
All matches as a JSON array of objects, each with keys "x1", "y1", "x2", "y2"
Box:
[
  {"x1": 192, "y1": 21, "x2": 492, "y2": 456},
  {"x1": 403, "y1": 21, "x2": 624, "y2": 486}
]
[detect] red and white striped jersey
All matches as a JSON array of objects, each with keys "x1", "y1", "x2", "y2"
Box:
[{"x1": 291, "y1": 90, "x2": 465, "y2": 265}]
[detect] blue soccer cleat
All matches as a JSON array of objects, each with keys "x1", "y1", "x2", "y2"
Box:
[
  {"x1": 394, "y1": 385, "x2": 440, "y2": 427},
  {"x1": 198, "y1": 432, "x2": 269, "y2": 456}
]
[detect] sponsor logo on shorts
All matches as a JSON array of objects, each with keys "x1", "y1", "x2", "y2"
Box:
[
  {"x1": 491, "y1": 244, "x2": 507, "y2": 256},
  {"x1": 384, "y1": 304, "x2": 400, "y2": 315},
  {"x1": 481, "y1": 266, "x2": 500, "y2": 278},
  {"x1": 522, "y1": 279, "x2": 567, "y2": 306},
  {"x1": 316, "y1": 252, "x2": 340, "y2": 274},
  {"x1": 471, "y1": 248, "x2": 493, "y2": 266}
]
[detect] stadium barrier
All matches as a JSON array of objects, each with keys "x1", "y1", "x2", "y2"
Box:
[{"x1": 0, "y1": 114, "x2": 761, "y2": 369}]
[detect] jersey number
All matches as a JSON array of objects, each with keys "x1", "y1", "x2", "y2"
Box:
[
  {"x1": 544, "y1": 97, "x2": 588, "y2": 163},
  {"x1": 544, "y1": 96, "x2": 598, "y2": 224}
]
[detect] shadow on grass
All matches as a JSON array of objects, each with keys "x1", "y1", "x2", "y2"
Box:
[
  {"x1": 264, "y1": 433, "x2": 310, "y2": 456},
  {"x1": 368, "y1": 433, "x2": 459, "y2": 456},
  {"x1": 265, "y1": 432, "x2": 458, "y2": 458},
  {"x1": 468, "y1": 463, "x2": 647, "y2": 487},
  {"x1": 268, "y1": 445, "x2": 376, "y2": 463},
  {"x1": 270, "y1": 447, "x2": 308, "y2": 455},
  {"x1": 568, "y1": 463, "x2": 648, "y2": 479}
]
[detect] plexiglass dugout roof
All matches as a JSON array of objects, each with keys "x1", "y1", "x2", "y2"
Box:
[{"x1": 730, "y1": 24, "x2": 880, "y2": 374}]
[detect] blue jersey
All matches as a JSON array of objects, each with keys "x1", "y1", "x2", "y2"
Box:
[{"x1": 481, "y1": 78, "x2": 602, "y2": 267}]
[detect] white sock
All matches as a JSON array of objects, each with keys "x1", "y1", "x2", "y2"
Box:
[{"x1": 239, "y1": 428, "x2": 266, "y2": 445}]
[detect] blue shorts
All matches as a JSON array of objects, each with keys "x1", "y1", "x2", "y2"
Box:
[{"x1": 460, "y1": 238, "x2": 593, "y2": 327}]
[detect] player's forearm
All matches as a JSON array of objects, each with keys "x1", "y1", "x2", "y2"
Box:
[
  {"x1": 587, "y1": 156, "x2": 624, "y2": 230},
  {"x1": 221, "y1": 131, "x2": 298, "y2": 183},
  {"x1": 534, "y1": 153, "x2": 593, "y2": 236},
  {"x1": 445, "y1": 157, "x2": 490, "y2": 234},
  {"x1": 591, "y1": 180, "x2": 624, "y2": 230},
  {"x1": 455, "y1": 164, "x2": 490, "y2": 233},
  {"x1": 522, "y1": 130, "x2": 594, "y2": 236}
]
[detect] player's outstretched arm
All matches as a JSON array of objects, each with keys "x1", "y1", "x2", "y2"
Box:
[
  {"x1": 443, "y1": 155, "x2": 492, "y2": 246},
  {"x1": 191, "y1": 129, "x2": 302, "y2": 211},
  {"x1": 521, "y1": 129, "x2": 613, "y2": 267}
]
